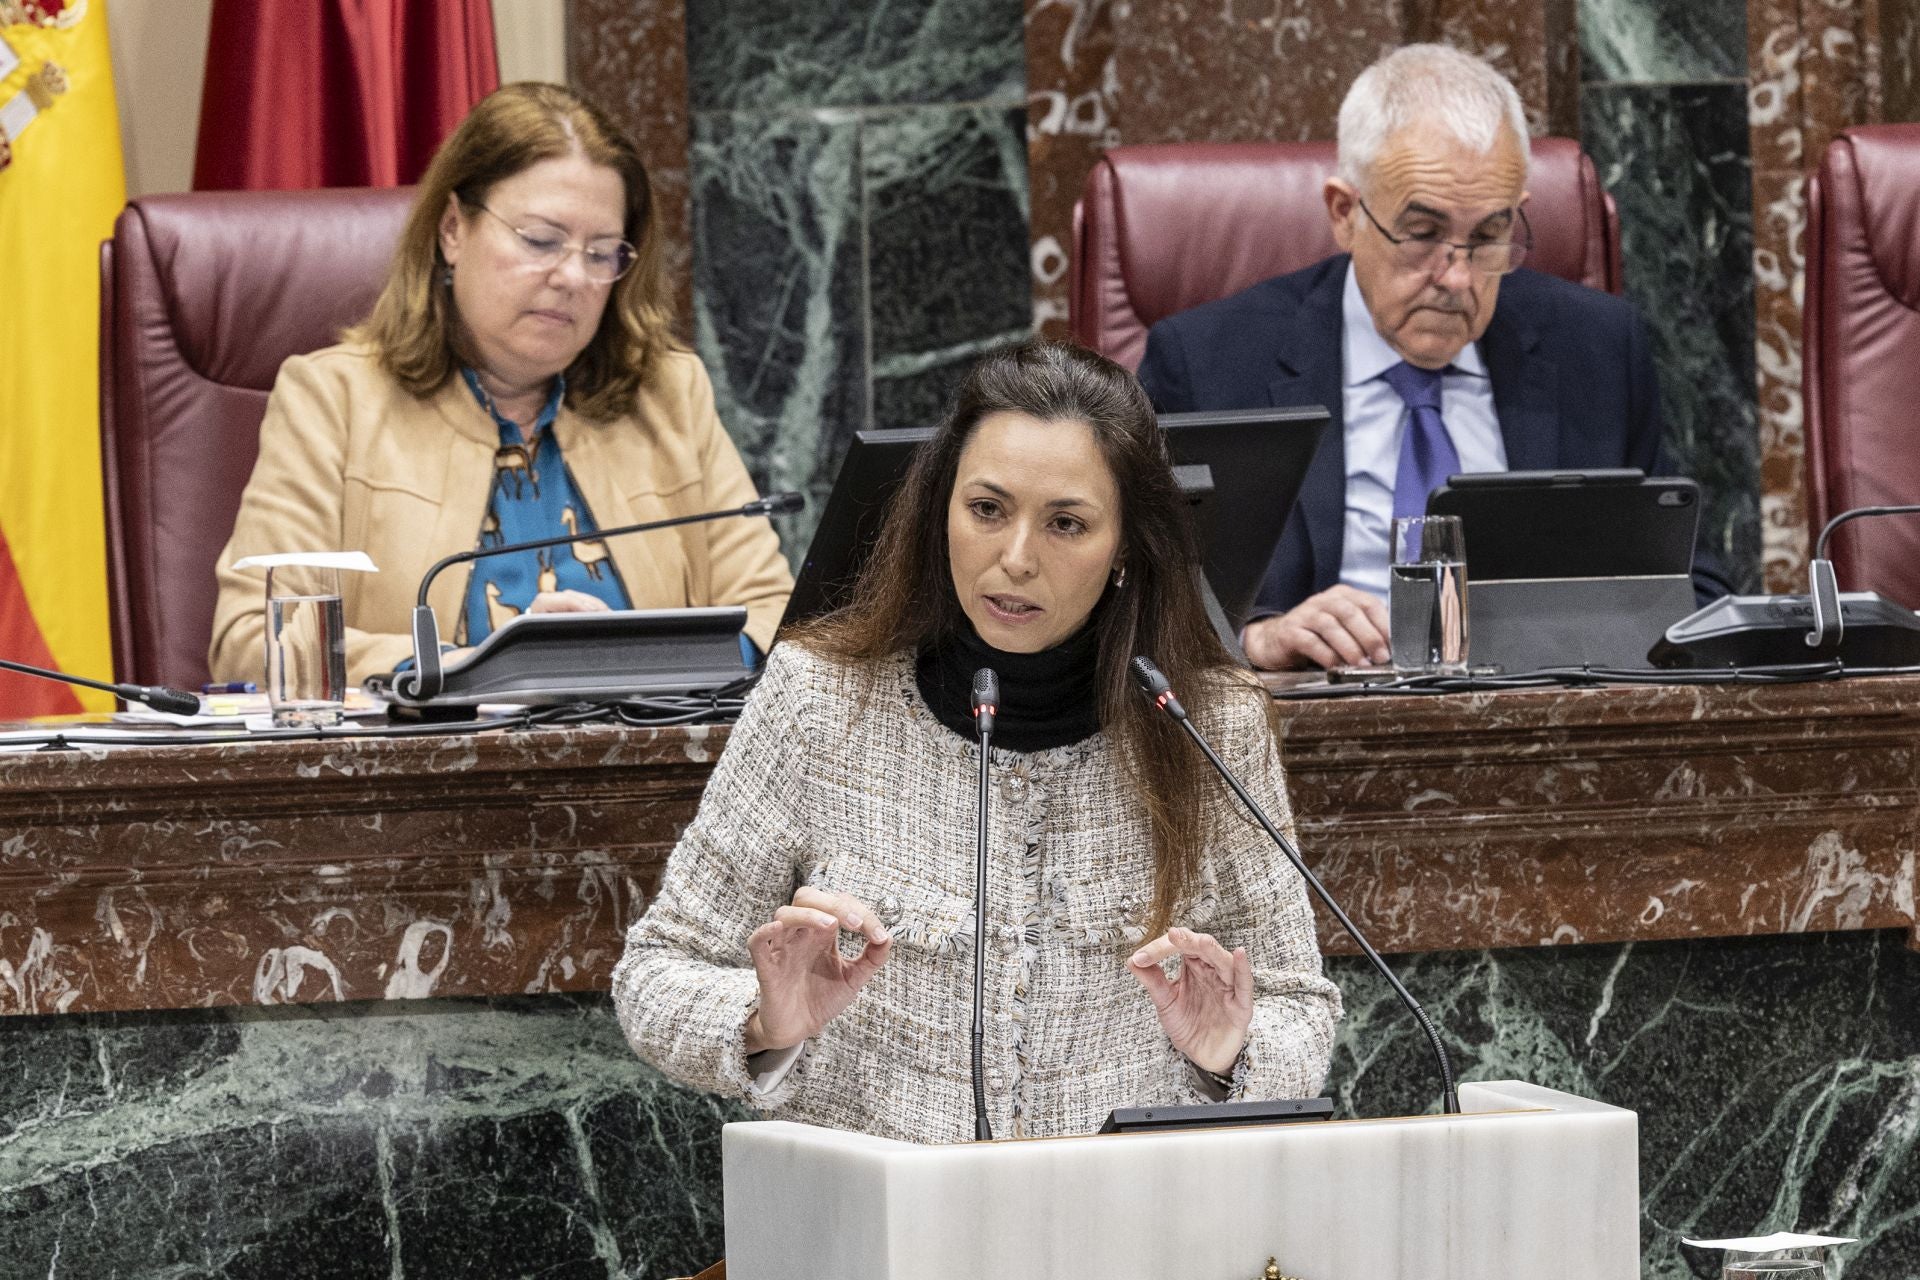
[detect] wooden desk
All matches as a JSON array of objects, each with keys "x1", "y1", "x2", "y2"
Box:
[{"x1": 4, "y1": 675, "x2": 1916, "y2": 1017}]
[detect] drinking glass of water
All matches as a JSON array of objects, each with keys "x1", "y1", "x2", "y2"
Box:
[
  {"x1": 1724, "y1": 1258, "x2": 1824, "y2": 1278},
  {"x1": 264, "y1": 564, "x2": 347, "y2": 727},
  {"x1": 1723, "y1": 1248, "x2": 1825, "y2": 1279},
  {"x1": 1389, "y1": 515, "x2": 1468, "y2": 675}
]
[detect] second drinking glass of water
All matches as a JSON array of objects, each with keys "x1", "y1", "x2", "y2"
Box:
[
  {"x1": 264, "y1": 563, "x2": 348, "y2": 727},
  {"x1": 1390, "y1": 514, "x2": 1468, "y2": 675}
]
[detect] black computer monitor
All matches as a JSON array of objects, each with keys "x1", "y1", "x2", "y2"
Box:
[{"x1": 778, "y1": 405, "x2": 1329, "y2": 634}]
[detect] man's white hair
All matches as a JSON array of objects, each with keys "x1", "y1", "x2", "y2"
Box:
[{"x1": 1336, "y1": 44, "x2": 1530, "y2": 191}]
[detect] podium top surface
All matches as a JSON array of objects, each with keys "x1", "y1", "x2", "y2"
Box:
[{"x1": 723, "y1": 1080, "x2": 1628, "y2": 1160}]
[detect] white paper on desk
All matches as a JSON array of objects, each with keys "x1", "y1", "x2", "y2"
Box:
[
  {"x1": 1683, "y1": 1233, "x2": 1857, "y2": 1251},
  {"x1": 231, "y1": 550, "x2": 379, "y2": 572}
]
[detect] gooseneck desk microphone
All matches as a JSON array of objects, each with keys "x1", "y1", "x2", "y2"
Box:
[
  {"x1": 1129, "y1": 655, "x2": 1461, "y2": 1116},
  {"x1": 0, "y1": 656, "x2": 201, "y2": 717},
  {"x1": 392, "y1": 491, "x2": 805, "y2": 702},
  {"x1": 969, "y1": 666, "x2": 999, "y2": 1141}
]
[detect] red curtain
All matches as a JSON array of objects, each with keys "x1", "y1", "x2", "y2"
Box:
[{"x1": 193, "y1": 0, "x2": 500, "y2": 191}]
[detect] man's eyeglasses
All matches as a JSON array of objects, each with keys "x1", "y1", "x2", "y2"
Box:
[
  {"x1": 462, "y1": 197, "x2": 637, "y2": 285},
  {"x1": 1356, "y1": 199, "x2": 1532, "y2": 276}
]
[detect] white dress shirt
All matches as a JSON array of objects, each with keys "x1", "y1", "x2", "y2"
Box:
[{"x1": 1338, "y1": 263, "x2": 1507, "y2": 599}]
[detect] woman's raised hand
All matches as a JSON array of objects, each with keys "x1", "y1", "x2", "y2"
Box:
[
  {"x1": 1126, "y1": 926, "x2": 1253, "y2": 1077},
  {"x1": 744, "y1": 887, "x2": 893, "y2": 1055}
]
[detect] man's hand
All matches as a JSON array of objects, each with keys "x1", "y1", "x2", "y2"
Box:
[{"x1": 1242, "y1": 585, "x2": 1391, "y2": 670}]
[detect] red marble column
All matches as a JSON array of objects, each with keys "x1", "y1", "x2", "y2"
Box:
[
  {"x1": 1745, "y1": 0, "x2": 1913, "y2": 594},
  {"x1": 569, "y1": 0, "x2": 697, "y2": 330}
]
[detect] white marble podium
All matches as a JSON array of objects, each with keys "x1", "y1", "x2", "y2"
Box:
[{"x1": 721, "y1": 1081, "x2": 1638, "y2": 1279}]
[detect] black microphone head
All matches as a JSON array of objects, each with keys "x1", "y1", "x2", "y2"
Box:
[
  {"x1": 140, "y1": 686, "x2": 203, "y2": 717},
  {"x1": 761, "y1": 491, "x2": 805, "y2": 515},
  {"x1": 971, "y1": 667, "x2": 1000, "y2": 715},
  {"x1": 1129, "y1": 655, "x2": 1169, "y2": 698},
  {"x1": 1130, "y1": 655, "x2": 1187, "y2": 719}
]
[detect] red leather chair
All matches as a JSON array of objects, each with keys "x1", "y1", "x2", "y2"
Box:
[
  {"x1": 99, "y1": 187, "x2": 415, "y2": 689},
  {"x1": 1803, "y1": 125, "x2": 1920, "y2": 608},
  {"x1": 1069, "y1": 137, "x2": 1622, "y2": 370}
]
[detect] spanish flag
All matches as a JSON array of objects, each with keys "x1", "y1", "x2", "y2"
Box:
[{"x1": 0, "y1": 0, "x2": 123, "y2": 715}]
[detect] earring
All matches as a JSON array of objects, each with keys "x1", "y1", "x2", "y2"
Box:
[
  {"x1": 441, "y1": 264, "x2": 454, "y2": 287},
  {"x1": 1112, "y1": 565, "x2": 1127, "y2": 588}
]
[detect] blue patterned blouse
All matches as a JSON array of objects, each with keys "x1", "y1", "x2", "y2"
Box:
[{"x1": 459, "y1": 369, "x2": 630, "y2": 644}]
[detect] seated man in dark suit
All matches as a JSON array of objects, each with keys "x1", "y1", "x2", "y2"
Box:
[{"x1": 1139, "y1": 43, "x2": 1730, "y2": 670}]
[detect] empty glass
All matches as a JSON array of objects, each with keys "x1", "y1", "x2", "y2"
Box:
[
  {"x1": 1389, "y1": 514, "x2": 1468, "y2": 675},
  {"x1": 264, "y1": 564, "x2": 347, "y2": 727}
]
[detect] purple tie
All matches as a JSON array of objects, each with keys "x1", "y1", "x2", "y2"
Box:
[{"x1": 1382, "y1": 361, "x2": 1461, "y2": 520}]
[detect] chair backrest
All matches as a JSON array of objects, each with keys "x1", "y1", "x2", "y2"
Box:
[
  {"x1": 100, "y1": 186, "x2": 416, "y2": 688},
  {"x1": 1803, "y1": 124, "x2": 1920, "y2": 608},
  {"x1": 1068, "y1": 137, "x2": 1622, "y2": 370}
]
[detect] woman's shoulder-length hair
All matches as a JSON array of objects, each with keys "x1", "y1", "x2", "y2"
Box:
[{"x1": 345, "y1": 82, "x2": 677, "y2": 422}]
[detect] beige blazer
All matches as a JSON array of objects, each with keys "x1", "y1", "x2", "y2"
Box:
[{"x1": 209, "y1": 343, "x2": 795, "y2": 684}]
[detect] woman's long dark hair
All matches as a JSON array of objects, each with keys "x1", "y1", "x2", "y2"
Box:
[{"x1": 787, "y1": 340, "x2": 1271, "y2": 937}]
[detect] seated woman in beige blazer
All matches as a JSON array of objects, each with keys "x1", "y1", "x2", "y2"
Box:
[{"x1": 209, "y1": 83, "x2": 793, "y2": 685}]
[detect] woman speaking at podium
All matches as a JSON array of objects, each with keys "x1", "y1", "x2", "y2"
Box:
[
  {"x1": 208, "y1": 83, "x2": 792, "y2": 685},
  {"x1": 613, "y1": 341, "x2": 1340, "y2": 1142}
]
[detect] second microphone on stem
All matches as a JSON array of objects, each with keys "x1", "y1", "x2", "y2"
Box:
[
  {"x1": 1128, "y1": 655, "x2": 1461, "y2": 1116},
  {"x1": 968, "y1": 666, "x2": 999, "y2": 1141}
]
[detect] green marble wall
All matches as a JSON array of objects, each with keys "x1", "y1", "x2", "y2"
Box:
[
  {"x1": 1578, "y1": 0, "x2": 1761, "y2": 590},
  {"x1": 684, "y1": 0, "x2": 1034, "y2": 559},
  {"x1": 7, "y1": 931, "x2": 1914, "y2": 1276}
]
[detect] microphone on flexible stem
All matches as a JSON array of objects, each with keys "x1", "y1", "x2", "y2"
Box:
[
  {"x1": 969, "y1": 666, "x2": 999, "y2": 1141},
  {"x1": 0, "y1": 656, "x2": 201, "y2": 717},
  {"x1": 393, "y1": 490, "x2": 805, "y2": 701},
  {"x1": 1128, "y1": 656, "x2": 1461, "y2": 1116},
  {"x1": 1804, "y1": 503, "x2": 1920, "y2": 649}
]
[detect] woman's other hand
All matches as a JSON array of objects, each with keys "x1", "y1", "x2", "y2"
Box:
[
  {"x1": 527, "y1": 590, "x2": 613, "y2": 614},
  {"x1": 744, "y1": 887, "x2": 893, "y2": 1054},
  {"x1": 1126, "y1": 926, "x2": 1253, "y2": 1076}
]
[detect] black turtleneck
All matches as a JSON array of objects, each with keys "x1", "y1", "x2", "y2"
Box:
[{"x1": 914, "y1": 620, "x2": 1104, "y2": 753}]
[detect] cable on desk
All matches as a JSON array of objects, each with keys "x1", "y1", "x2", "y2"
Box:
[
  {"x1": 10, "y1": 678, "x2": 766, "y2": 750},
  {"x1": 1270, "y1": 661, "x2": 1920, "y2": 700}
]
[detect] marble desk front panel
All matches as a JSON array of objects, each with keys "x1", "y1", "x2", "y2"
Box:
[{"x1": 2, "y1": 675, "x2": 1914, "y2": 1017}]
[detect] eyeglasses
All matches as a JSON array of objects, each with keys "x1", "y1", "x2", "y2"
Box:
[
  {"x1": 463, "y1": 198, "x2": 637, "y2": 284},
  {"x1": 1356, "y1": 199, "x2": 1532, "y2": 276}
]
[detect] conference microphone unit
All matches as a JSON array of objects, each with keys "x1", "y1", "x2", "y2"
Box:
[
  {"x1": 969, "y1": 666, "x2": 999, "y2": 1141},
  {"x1": 1128, "y1": 656, "x2": 1462, "y2": 1116},
  {"x1": 393, "y1": 491, "x2": 806, "y2": 701},
  {"x1": 1653, "y1": 503, "x2": 1920, "y2": 668},
  {"x1": 0, "y1": 656, "x2": 201, "y2": 717}
]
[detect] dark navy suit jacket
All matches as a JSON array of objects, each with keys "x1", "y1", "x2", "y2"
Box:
[{"x1": 1137, "y1": 254, "x2": 1733, "y2": 613}]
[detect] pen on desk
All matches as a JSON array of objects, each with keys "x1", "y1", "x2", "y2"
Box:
[{"x1": 202, "y1": 681, "x2": 257, "y2": 694}]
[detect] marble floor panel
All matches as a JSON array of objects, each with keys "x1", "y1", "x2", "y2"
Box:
[
  {"x1": 0, "y1": 998, "x2": 741, "y2": 1280},
  {"x1": 1333, "y1": 929, "x2": 1920, "y2": 1278},
  {"x1": 4, "y1": 931, "x2": 1913, "y2": 1277}
]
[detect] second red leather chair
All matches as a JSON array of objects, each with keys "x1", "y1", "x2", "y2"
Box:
[
  {"x1": 1068, "y1": 137, "x2": 1621, "y2": 371},
  {"x1": 100, "y1": 187, "x2": 415, "y2": 689}
]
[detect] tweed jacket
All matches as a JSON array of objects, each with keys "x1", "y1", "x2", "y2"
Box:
[
  {"x1": 209, "y1": 342, "x2": 794, "y2": 684},
  {"x1": 611, "y1": 642, "x2": 1342, "y2": 1144}
]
